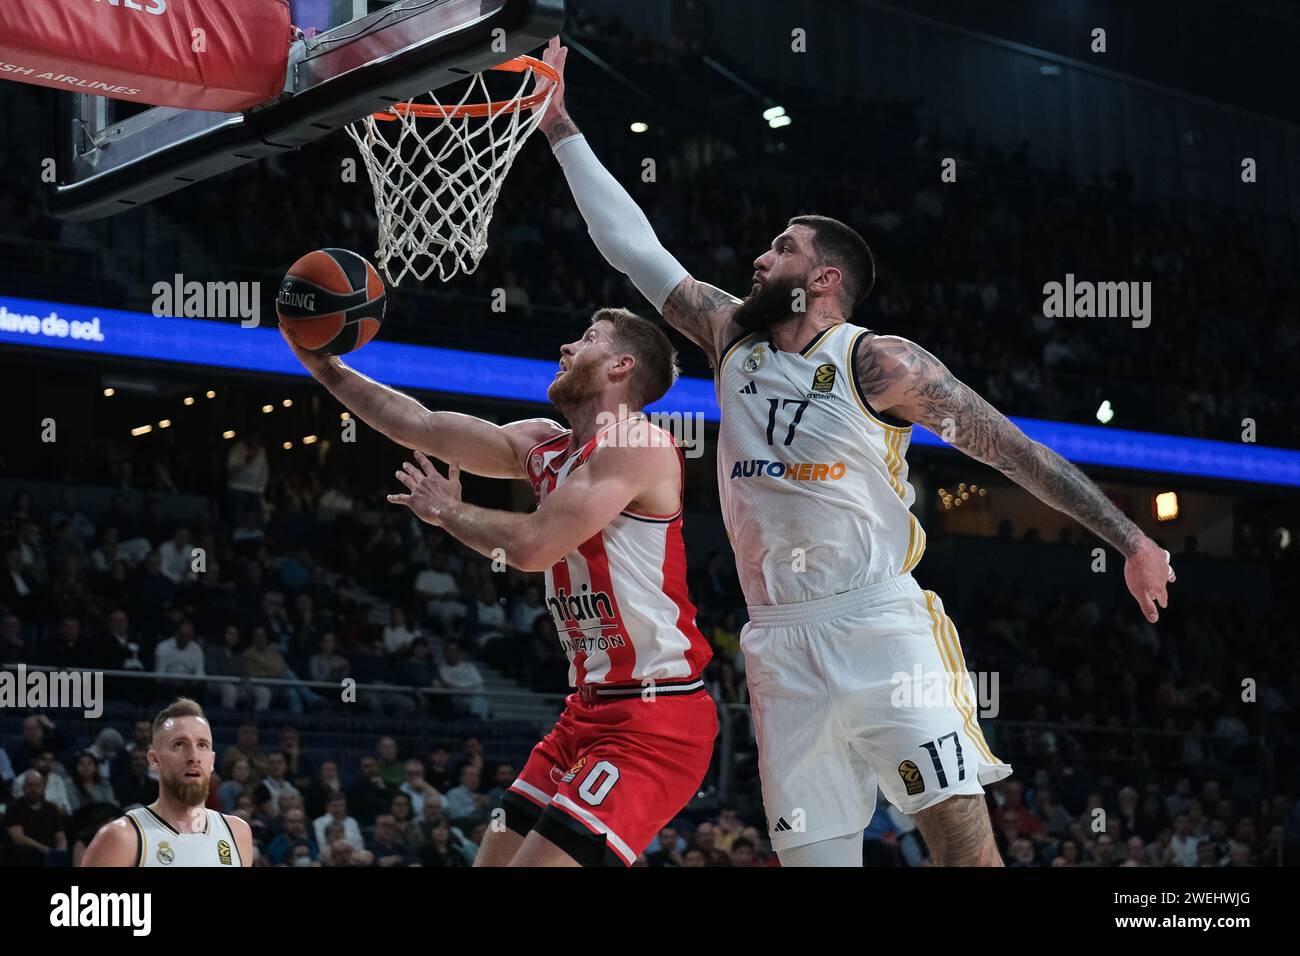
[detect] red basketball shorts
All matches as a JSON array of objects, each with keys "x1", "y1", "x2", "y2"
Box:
[{"x1": 504, "y1": 685, "x2": 718, "y2": 866}]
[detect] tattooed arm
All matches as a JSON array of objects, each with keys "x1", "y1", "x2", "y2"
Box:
[
  {"x1": 660, "y1": 278, "x2": 743, "y2": 367},
  {"x1": 537, "y1": 38, "x2": 741, "y2": 365},
  {"x1": 857, "y1": 334, "x2": 1174, "y2": 622}
]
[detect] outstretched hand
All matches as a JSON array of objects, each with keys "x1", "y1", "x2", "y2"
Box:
[
  {"x1": 1124, "y1": 538, "x2": 1175, "y2": 623},
  {"x1": 388, "y1": 451, "x2": 462, "y2": 527},
  {"x1": 535, "y1": 36, "x2": 571, "y2": 132}
]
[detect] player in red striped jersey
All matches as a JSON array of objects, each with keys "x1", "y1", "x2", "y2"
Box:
[{"x1": 281, "y1": 308, "x2": 716, "y2": 867}]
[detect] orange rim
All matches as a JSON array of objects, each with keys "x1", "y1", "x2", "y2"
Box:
[{"x1": 371, "y1": 55, "x2": 558, "y2": 121}]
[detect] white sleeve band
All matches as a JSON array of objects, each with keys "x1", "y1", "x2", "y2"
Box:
[{"x1": 552, "y1": 134, "x2": 689, "y2": 312}]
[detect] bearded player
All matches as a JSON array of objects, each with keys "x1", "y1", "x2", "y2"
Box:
[
  {"x1": 536, "y1": 37, "x2": 1175, "y2": 866},
  {"x1": 81, "y1": 698, "x2": 252, "y2": 867},
  {"x1": 281, "y1": 310, "x2": 715, "y2": 867}
]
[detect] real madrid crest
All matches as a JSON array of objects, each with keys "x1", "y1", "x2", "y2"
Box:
[
  {"x1": 741, "y1": 345, "x2": 767, "y2": 373},
  {"x1": 156, "y1": 840, "x2": 175, "y2": 865}
]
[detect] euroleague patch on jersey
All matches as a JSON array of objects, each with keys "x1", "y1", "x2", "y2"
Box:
[
  {"x1": 217, "y1": 839, "x2": 233, "y2": 865},
  {"x1": 811, "y1": 363, "x2": 837, "y2": 392},
  {"x1": 561, "y1": 756, "x2": 587, "y2": 784},
  {"x1": 898, "y1": 760, "x2": 925, "y2": 796},
  {"x1": 728, "y1": 459, "x2": 848, "y2": 481}
]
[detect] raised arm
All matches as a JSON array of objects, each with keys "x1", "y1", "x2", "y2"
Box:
[
  {"x1": 536, "y1": 38, "x2": 740, "y2": 366},
  {"x1": 856, "y1": 333, "x2": 1175, "y2": 622},
  {"x1": 280, "y1": 328, "x2": 563, "y2": 480}
]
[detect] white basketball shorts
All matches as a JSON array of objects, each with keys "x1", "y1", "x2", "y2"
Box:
[{"x1": 742, "y1": 574, "x2": 1013, "y2": 852}]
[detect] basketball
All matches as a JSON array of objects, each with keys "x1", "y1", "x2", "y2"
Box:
[{"x1": 276, "y1": 248, "x2": 386, "y2": 355}]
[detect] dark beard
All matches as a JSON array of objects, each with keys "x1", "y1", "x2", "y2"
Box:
[
  {"x1": 732, "y1": 274, "x2": 803, "y2": 332},
  {"x1": 546, "y1": 358, "x2": 603, "y2": 413},
  {"x1": 162, "y1": 772, "x2": 210, "y2": 807}
]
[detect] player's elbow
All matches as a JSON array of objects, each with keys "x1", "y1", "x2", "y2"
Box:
[
  {"x1": 511, "y1": 545, "x2": 554, "y2": 573},
  {"x1": 508, "y1": 533, "x2": 561, "y2": 573}
]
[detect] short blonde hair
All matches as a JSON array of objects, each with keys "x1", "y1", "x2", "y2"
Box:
[{"x1": 151, "y1": 697, "x2": 208, "y2": 742}]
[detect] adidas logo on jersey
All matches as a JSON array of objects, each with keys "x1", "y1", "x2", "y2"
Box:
[
  {"x1": 737, "y1": 381, "x2": 757, "y2": 394},
  {"x1": 773, "y1": 817, "x2": 793, "y2": 832},
  {"x1": 728, "y1": 459, "x2": 847, "y2": 481}
]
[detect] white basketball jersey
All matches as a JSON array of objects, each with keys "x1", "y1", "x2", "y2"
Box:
[
  {"x1": 524, "y1": 420, "x2": 713, "y2": 687},
  {"x1": 715, "y1": 322, "x2": 926, "y2": 606},
  {"x1": 124, "y1": 806, "x2": 243, "y2": 867}
]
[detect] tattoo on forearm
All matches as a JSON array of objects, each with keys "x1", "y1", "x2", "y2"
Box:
[
  {"x1": 542, "y1": 114, "x2": 580, "y2": 146},
  {"x1": 858, "y1": 337, "x2": 1144, "y2": 557}
]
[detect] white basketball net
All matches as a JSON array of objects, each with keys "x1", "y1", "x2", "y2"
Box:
[{"x1": 346, "y1": 65, "x2": 554, "y2": 287}]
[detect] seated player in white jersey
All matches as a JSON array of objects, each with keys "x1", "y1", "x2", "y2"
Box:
[
  {"x1": 534, "y1": 37, "x2": 1175, "y2": 867},
  {"x1": 281, "y1": 309, "x2": 716, "y2": 867},
  {"x1": 81, "y1": 698, "x2": 252, "y2": 867}
]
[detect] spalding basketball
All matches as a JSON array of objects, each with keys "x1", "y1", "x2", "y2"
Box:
[{"x1": 276, "y1": 248, "x2": 385, "y2": 355}]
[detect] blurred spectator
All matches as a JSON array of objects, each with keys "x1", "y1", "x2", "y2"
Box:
[
  {"x1": 254, "y1": 751, "x2": 301, "y2": 814},
  {"x1": 2, "y1": 770, "x2": 67, "y2": 866},
  {"x1": 267, "y1": 808, "x2": 317, "y2": 865},
  {"x1": 11, "y1": 750, "x2": 71, "y2": 815},
  {"x1": 367, "y1": 813, "x2": 416, "y2": 867},
  {"x1": 313, "y1": 792, "x2": 364, "y2": 851},
  {"x1": 399, "y1": 758, "x2": 446, "y2": 818},
  {"x1": 415, "y1": 551, "x2": 467, "y2": 633},
  {"x1": 348, "y1": 755, "x2": 398, "y2": 826},
  {"x1": 226, "y1": 435, "x2": 268, "y2": 525},
  {"x1": 444, "y1": 763, "x2": 489, "y2": 829},
  {"x1": 67, "y1": 751, "x2": 116, "y2": 812},
  {"x1": 439, "y1": 641, "x2": 489, "y2": 720},
  {"x1": 418, "y1": 819, "x2": 469, "y2": 867}
]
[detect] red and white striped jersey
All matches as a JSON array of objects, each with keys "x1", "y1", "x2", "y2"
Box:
[{"x1": 524, "y1": 421, "x2": 712, "y2": 688}]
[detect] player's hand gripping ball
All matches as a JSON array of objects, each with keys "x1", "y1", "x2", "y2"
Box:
[{"x1": 276, "y1": 248, "x2": 385, "y2": 355}]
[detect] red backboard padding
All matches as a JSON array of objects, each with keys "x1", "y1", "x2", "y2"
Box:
[{"x1": 0, "y1": 0, "x2": 291, "y2": 112}]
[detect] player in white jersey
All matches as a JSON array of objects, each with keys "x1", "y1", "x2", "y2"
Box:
[
  {"x1": 283, "y1": 307, "x2": 716, "y2": 867},
  {"x1": 536, "y1": 37, "x2": 1175, "y2": 866},
  {"x1": 81, "y1": 698, "x2": 252, "y2": 867}
]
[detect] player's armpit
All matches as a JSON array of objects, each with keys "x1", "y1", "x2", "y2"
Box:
[
  {"x1": 514, "y1": 426, "x2": 679, "y2": 571},
  {"x1": 661, "y1": 276, "x2": 743, "y2": 365},
  {"x1": 224, "y1": 813, "x2": 254, "y2": 867}
]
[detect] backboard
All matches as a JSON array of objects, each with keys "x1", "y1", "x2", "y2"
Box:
[{"x1": 50, "y1": 0, "x2": 564, "y2": 221}]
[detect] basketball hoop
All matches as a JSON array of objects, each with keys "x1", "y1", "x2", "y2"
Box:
[{"x1": 346, "y1": 55, "x2": 559, "y2": 287}]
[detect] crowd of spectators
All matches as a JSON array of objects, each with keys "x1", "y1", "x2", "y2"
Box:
[
  {"x1": 0, "y1": 414, "x2": 586, "y2": 701},
  {"x1": 5, "y1": 708, "x2": 1297, "y2": 867}
]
